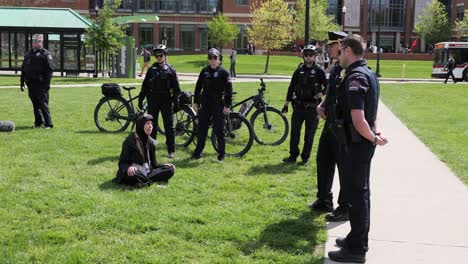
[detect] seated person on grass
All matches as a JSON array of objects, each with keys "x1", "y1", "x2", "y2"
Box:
[{"x1": 115, "y1": 114, "x2": 175, "y2": 187}]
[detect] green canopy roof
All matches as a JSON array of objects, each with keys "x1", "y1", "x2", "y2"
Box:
[{"x1": 0, "y1": 7, "x2": 92, "y2": 29}]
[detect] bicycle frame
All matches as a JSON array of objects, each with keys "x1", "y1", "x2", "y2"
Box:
[{"x1": 232, "y1": 79, "x2": 267, "y2": 117}]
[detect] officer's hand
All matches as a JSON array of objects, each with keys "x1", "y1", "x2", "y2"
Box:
[
  {"x1": 316, "y1": 105, "x2": 327, "y2": 120},
  {"x1": 314, "y1": 92, "x2": 324, "y2": 99},
  {"x1": 223, "y1": 107, "x2": 230, "y2": 115},
  {"x1": 376, "y1": 135, "x2": 389, "y2": 146},
  {"x1": 281, "y1": 105, "x2": 288, "y2": 114},
  {"x1": 127, "y1": 166, "x2": 138, "y2": 176}
]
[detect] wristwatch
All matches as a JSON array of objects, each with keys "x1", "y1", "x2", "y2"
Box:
[{"x1": 373, "y1": 135, "x2": 379, "y2": 145}]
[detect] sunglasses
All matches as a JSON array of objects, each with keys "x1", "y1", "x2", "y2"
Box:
[
  {"x1": 32, "y1": 39, "x2": 42, "y2": 43},
  {"x1": 338, "y1": 46, "x2": 348, "y2": 56},
  {"x1": 155, "y1": 54, "x2": 164, "y2": 58},
  {"x1": 208, "y1": 55, "x2": 218, "y2": 60},
  {"x1": 304, "y1": 53, "x2": 315, "y2": 57}
]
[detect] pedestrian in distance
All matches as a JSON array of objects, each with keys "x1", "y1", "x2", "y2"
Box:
[
  {"x1": 444, "y1": 54, "x2": 457, "y2": 84},
  {"x1": 192, "y1": 48, "x2": 233, "y2": 163},
  {"x1": 138, "y1": 44, "x2": 181, "y2": 159},
  {"x1": 281, "y1": 44, "x2": 327, "y2": 166},
  {"x1": 115, "y1": 114, "x2": 175, "y2": 187},
  {"x1": 20, "y1": 33, "x2": 55, "y2": 129},
  {"x1": 138, "y1": 47, "x2": 152, "y2": 77},
  {"x1": 310, "y1": 31, "x2": 350, "y2": 221},
  {"x1": 229, "y1": 48, "x2": 237, "y2": 79},
  {"x1": 327, "y1": 34, "x2": 388, "y2": 263}
]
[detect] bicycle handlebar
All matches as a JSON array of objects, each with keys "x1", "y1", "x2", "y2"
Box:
[{"x1": 259, "y1": 78, "x2": 266, "y2": 94}]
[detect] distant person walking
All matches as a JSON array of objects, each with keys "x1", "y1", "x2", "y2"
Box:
[
  {"x1": 138, "y1": 47, "x2": 151, "y2": 77},
  {"x1": 20, "y1": 33, "x2": 55, "y2": 129},
  {"x1": 444, "y1": 54, "x2": 457, "y2": 84},
  {"x1": 229, "y1": 48, "x2": 237, "y2": 79}
]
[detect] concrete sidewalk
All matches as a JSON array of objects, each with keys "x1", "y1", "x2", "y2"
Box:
[{"x1": 324, "y1": 102, "x2": 468, "y2": 264}]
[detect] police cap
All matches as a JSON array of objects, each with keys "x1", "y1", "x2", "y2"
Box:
[
  {"x1": 208, "y1": 48, "x2": 220, "y2": 57},
  {"x1": 328, "y1": 31, "x2": 348, "y2": 45}
]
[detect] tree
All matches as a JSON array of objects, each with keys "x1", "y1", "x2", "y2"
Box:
[
  {"x1": 455, "y1": 11, "x2": 468, "y2": 39},
  {"x1": 294, "y1": 0, "x2": 341, "y2": 42},
  {"x1": 248, "y1": 0, "x2": 294, "y2": 74},
  {"x1": 414, "y1": 0, "x2": 451, "y2": 45},
  {"x1": 85, "y1": 0, "x2": 127, "y2": 56},
  {"x1": 207, "y1": 15, "x2": 240, "y2": 51}
]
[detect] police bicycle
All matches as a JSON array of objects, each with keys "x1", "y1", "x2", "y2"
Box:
[
  {"x1": 171, "y1": 95, "x2": 254, "y2": 157},
  {"x1": 233, "y1": 78, "x2": 289, "y2": 146},
  {"x1": 93, "y1": 84, "x2": 192, "y2": 139}
]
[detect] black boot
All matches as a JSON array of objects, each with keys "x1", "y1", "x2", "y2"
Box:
[
  {"x1": 308, "y1": 199, "x2": 334, "y2": 212},
  {"x1": 326, "y1": 205, "x2": 350, "y2": 222},
  {"x1": 328, "y1": 248, "x2": 366, "y2": 263}
]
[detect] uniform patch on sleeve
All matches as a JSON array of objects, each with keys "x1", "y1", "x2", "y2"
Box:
[
  {"x1": 347, "y1": 74, "x2": 369, "y2": 93},
  {"x1": 48, "y1": 54, "x2": 53, "y2": 60}
]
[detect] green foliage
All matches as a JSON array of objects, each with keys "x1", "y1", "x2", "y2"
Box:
[
  {"x1": 414, "y1": 0, "x2": 451, "y2": 44},
  {"x1": 248, "y1": 0, "x2": 294, "y2": 73},
  {"x1": 207, "y1": 15, "x2": 240, "y2": 49},
  {"x1": 294, "y1": 0, "x2": 341, "y2": 42},
  {"x1": 381, "y1": 83, "x2": 468, "y2": 184},
  {"x1": 85, "y1": 0, "x2": 127, "y2": 55},
  {"x1": 455, "y1": 11, "x2": 468, "y2": 38},
  {"x1": 0, "y1": 82, "x2": 326, "y2": 262}
]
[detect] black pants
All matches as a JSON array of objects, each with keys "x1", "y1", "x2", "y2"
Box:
[
  {"x1": 316, "y1": 122, "x2": 347, "y2": 206},
  {"x1": 28, "y1": 84, "x2": 52, "y2": 127},
  {"x1": 122, "y1": 165, "x2": 174, "y2": 185},
  {"x1": 194, "y1": 103, "x2": 225, "y2": 157},
  {"x1": 340, "y1": 141, "x2": 376, "y2": 254},
  {"x1": 147, "y1": 97, "x2": 175, "y2": 153},
  {"x1": 444, "y1": 70, "x2": 456, "y2": 83},
  {"x1": 289, "y1": 107, "x2": 319, "y2": 161},
  {"x1": 230, "y1": 62, "x2": 236, "y2": 77}
]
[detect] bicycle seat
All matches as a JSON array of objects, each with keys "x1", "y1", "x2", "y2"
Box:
[{"x1": 122, "y1": 86, "x2": 136, "y2": 91}]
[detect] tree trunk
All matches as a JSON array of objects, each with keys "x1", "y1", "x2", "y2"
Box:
[{"x1": 264, "y1": 49, "x2": 270, "y2": 74}]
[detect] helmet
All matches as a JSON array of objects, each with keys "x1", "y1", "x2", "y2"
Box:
[
  {"x1": 153, "y1": 44, "x2": 167, "y2": 55},
  {"x1": 303, "y1": 44, "x2": 318, "y2": 56},
  {"x1": 208, "y1": 48, "x2": 220, "y2": 57}
]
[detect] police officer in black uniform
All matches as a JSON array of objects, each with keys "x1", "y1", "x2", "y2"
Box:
[
  {"x1": 20, "y1": 34, "x2": 55, "y2": 129},
  {"x1": 328, "y1": 34, "x2": 388, "y2": 263},
  {"x1": 281, "y1": 45, "x2": 327, "y2": 166},
  {"x1": 192, "y1": 48, "x2": 232, "y2": 162},
  {"x1": 310, "y1": 32, "x2": 350, "y2": 220},
  {"x1": 444, "y1": 53, "x2": 456, "y2": 84},
  {"x1": 138, "y1": 44, "x2": 181, "y2": 158}
]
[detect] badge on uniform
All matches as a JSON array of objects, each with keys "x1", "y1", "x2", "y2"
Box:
[
  {"x1": 48, "y1": 54, "x2": 52, "y2": 60},
  {"x1": 311, "y1": 69, "x2": 315, "y2": 74},
  {"x1": 36, "y1": 52, "x2": 41, "y2": 56},
  {"x1": 214, "y1": 72, "x2": 218, "y2": 78},
  {"x1": 163, "y1": 65, "x2": 168, "y2": 70}
]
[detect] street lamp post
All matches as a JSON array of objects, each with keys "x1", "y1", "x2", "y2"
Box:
[
  {"x1": 376, "y1": 0, "x2": 382, "y2": 77},
  {"x1": 94, "y1": 2, "x2": 99, "y2": 78},
  {"x1": 342, "y1": 5, "x2": 346, "y2": 32},
  {"x1": 305, "y1": 0, "x2": 310, "y2": 45}
]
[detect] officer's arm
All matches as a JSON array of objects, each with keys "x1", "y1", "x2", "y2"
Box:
[
  {"x1": 20, "y1": 56, "x2": 26, "y2": 90},
  {"x1": 224, "y1": 72, "x2": 233, "y2": 108},
  {"x1": 347, "y1": 74, "x2": 377, "y2": 143},
  {"x1": 44, "y1": 52, "x2": 55, "y2": 81},
  {"x1": 194, "y1": 69, "x2": 204, "y2": 105},
  {"x1": 319, "y1": 69, "x2": 328, "y2": 94},
  {"x1": 171, "y1": 68, "x2": 181, "y2": 105},
  {"x1": 284, "y1": 70, "x2": 298, "y2": 105}
]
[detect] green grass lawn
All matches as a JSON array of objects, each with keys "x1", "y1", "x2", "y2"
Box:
[
  {"x1": 380, "y1": 83, "x2": 468, "y2": 184},
  {"x1": 138, "y1": 54, "x2": 433, "y2": 78},
  {"x1": 0, "y1": 75, "x2": 139, "y2": 87},
  {"x1": 0, "y1": 82, "x2": 326, "y2": 263}
]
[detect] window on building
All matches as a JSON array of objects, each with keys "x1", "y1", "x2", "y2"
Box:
[
  {"x1": 457, "y1": 5, "x2": 465, "y2": 21},
  {"x1": 118, "y1": 0, "x2": 133, "y2": 9},
  {"x1": 138, "y1": 0, "x2": 153, "y2": 11},
  {"x1": 159, "y1": 25, "x2": 174, "y2": 49},
  {"x1": 236, "y1": 0, "x2": 248, "y2": 5},
  {"x1": 180, "y1": 25, "x2": 195, "y2": 51},
  {"x1": 236, "y1": 26, "x2": 249, "y2": 53},
  {"x1": 200, "y1": 28, "x2": 209, "y2": 50},
  {"x1": 200, "y1": 0, "x2": 219, "y2": 12},
  {"x1": 139, "y1": 24, "x2": 153, "y2": 47},
  {"x1": 159, "y1": 0, "x2": 177, "y2": 12},
  {"x1": 369, "y1": 0, "x2": 405, "y2": 31},
  {"x1": 180, "y1": 0, "x2": 196, "y2": 12},
  {"x1": 0, "y1": 32, "x2": 9, "y2": 68}
]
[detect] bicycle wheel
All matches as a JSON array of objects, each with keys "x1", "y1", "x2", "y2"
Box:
[
  {"x1": 94, "y1": 97, "x2": 133, "y2": 133},
  {"x1": 211, "y1": 113, "x2": 254, "y2": 157},
  {"x1": 250, "y1": 106, "x2": 289, "y2": 146},
  {"x1": 174, "y1": 105, "x2": 197, "y2": 147}
]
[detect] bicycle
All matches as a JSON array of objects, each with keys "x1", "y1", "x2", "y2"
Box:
[
  {"x1": 171, "y1": 96, "x2": 254, "y2": 157},
  {"x1": 232, "y1": 78, "x2": 289, "y2": 146},
  {"x1": 94, "y1": 84, "x2": 192, "y2": 137}
]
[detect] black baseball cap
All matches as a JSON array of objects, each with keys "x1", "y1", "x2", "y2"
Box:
[{"x1": 328, "y1": 31, "x2": 348, "y2": 44}]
